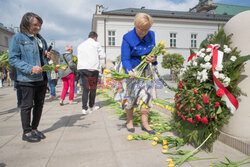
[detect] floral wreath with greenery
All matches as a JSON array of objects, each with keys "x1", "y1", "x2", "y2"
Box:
[{"x1": 172, "y1": 28, "x2": 250, "y2": 149}]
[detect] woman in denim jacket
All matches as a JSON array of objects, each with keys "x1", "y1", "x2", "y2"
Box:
[{"x1": 8, "y1": 12, "x2": 51, "y2": 143}]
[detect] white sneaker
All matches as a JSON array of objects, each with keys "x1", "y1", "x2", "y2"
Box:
[
  {"x1": 90, "y1": 106, "x2": 100, "y2": 111},
  {"x1": 82, "y1": 109, "x2": 88, "y2": 115},
  {"x1": 88, "y1": 108, "x2": 93, "y2": 114}
]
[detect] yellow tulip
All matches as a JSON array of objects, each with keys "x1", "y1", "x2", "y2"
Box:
[
  {"x1": 127, "y1": 135, "x2": 134, "y2": 141},
  {"x1": 160, "y1": 41, "x2": 165, "y2": 46},
  {"x1": 171, "y1": 108, "x2": 175, "y2": 112},
  {"x1": 168, "y1": 162, "x2": 175, "y2": 167},
  {"x1": 152, "y1": 141, "x2": 157, "y2": 146},
  {"x1": 157, "y1": 132, "x2": 161, "y2": 135},
  {"x1": 166, "y1": 159, "x2": 173, "y2": 163},
  {"x1": 60, "y1": 65, "x2": 67, "y2": 69},
  {"x1": 72, "y1": 56, "x2": 77, "y2": 62},
  {"x1": 163, "y1": 140, "x2": 168, "y2": 145},
  {"x1": 162, "y1": 150, "x2": 168, "y2": 153},
  {"x1": 163, "y1": 50, "x2": 168, "y2": 54},
  {"x1": 162, "y1": 145, "x2": 168, "y2": 149},
  {"x1": 153, "y1": 137, "x2": 159, "y2": 141},
  {"x1": 56, "y1": 64, "x2": 61, "y2": 68},
  {"x1": 103, "y1": 69, "x2": 111, "y2": 75}
]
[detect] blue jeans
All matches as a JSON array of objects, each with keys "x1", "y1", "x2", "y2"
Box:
[
  {"x1": 74, "y1": 81, "x2": 78, "y2": 93},
  {"x1": 48, "y1": 80, "x2": 56, "y2": 96}
]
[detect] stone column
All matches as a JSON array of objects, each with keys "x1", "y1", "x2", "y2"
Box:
[{"x1": 221, "y1": 11, "x2": 250, "y2": 155}]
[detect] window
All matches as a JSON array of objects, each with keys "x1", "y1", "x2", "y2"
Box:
[
  {"x1": 191, "y1": 34, "x2": 197, "y2": 48},
  {"x1": 4, "y1": 37, "x2": 8, "y2": 47},
  {"x1": 108, "y1": 31, "x2": 115, "y2": 46},
  {"x1": 170, "y1": 33, "x2": 176, "y2": 47}
]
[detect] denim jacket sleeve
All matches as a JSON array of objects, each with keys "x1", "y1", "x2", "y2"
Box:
[{"x1": 8, "y1": 35, "x2": 33, "y2": 74}]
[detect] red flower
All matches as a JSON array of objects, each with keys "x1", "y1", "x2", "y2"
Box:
[
  {"x1": 196, "y1": 104, "x2": 201, "y2": 110},
  {"x1": 178, "y1": 81, "x2": 184, "y2": 88},
  {"x1": 193, "y1": 89, "x2": 198, "y2": 94},
  {"x1": 187, "y1": 118, "x2": 194, "y2": 123},
  {"x1": 203, "y1": 95, "x2": 209, "y2": 103},
  {"x1": 186, "y1": 92, "x2": 188, "y2": 95},
  {"x1": 212, "y1": 115, "x2": 216, "y2": 119},
  {"x1": 201, "y1": 116, "x2": 209, "y2": 124},
  {"x1": 176, "y1": 94, "x2": 179, "y2": 98},
  {"x1": 191, "y1": 99, "x2": 194, "y2": 102},
  {"x1": 184, "y1": 105, "x2": 187, "y2": 109},
  {"x1": 181, "y1": 115, "x2": 185, "y2": 121},
  {"x1": 55, "y1": 69, "x2": 59, "y2": 73},
  {"x1": 216, "y1": 88, "x2": 225, "y2": 97},
  {"x1": 215, "y1": 102, "x2": 220, "y2": 107},
  {"x1": 175, "y1": 98, "x2": 178, "y2": 103},
  {"x1": 177, "y1": 103, "x2": 181, "y2": 110},
  {"x1": 195, "y1": 115, "x2": 200, "y2": 122},
  {"x1": 177, "y1": 111, "x2": 180, "y2": 116}
]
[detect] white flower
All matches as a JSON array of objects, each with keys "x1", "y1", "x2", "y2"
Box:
[
  {"x1": 219, "y1": 73, "x2": 225, "y2": 79},
  {"x1": 224, "y1": 77, "x2": 230, "y2": 82},
  {"x1": 200, "y1": 53, "x2": 206, "y2": 58},
  {"x1": 204, "y1": 55, "x2": 211, "y2": 62},
  {"x1": 193, "y1": 61, "x2": 198, "y2": 67},
  {"x1": 206, "y1": 48, "x2": 212, "y2": 53},
  {"x1": 224, "y1": 47, "x2": 231, "y2": 53},
  {"x1": 197, "y1": 76, "x2": 201, "y2": 80},
  {"x1": 223, "y1": 77, "x2": 230, "y2": 87},
  {"x1": 215, "y1": 64, "x2": 223, "y2": 71},
  {"x1": 230, "y1": 56, "x2": 237, "y2": 62},
  {"x1": 224, "y1": 45, "x2": 228, "y2": 48},
  {"x1": 204, "y1": 62, "x2": 212, "y2": 70},
  {"x1": 200, "y1": 48, "x2": 205, "y2": 52},
  {"x1": 200, "y1": 63, "x2": 205, "y2": 68},
  {"x1": 214, "y1": 71, "x2": 220, "y2": 78}
]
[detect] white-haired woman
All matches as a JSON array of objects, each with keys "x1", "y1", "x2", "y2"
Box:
[
  {"x1": 58, "y1": 45, "x2": 77, "y2": 105},
  {"x1": 120, "y1": 13, "x2": 157, "y2": 134}
]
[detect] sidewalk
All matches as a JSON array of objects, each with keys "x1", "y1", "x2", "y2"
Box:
[{"x1": 0, "y1": 84, "x2": 249, "y2": 167}]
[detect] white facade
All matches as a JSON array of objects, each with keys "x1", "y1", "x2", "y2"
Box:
[{"x1": 92, "y1": 8, "x2": 228, "y2": 75}]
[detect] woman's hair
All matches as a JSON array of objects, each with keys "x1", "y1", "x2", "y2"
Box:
[
  {"x1": 20, "y1": 12, "x2": 43, "y2": 34},
  {"x1": 134, "y1": 13, "x2": 153, "y2": 28}
]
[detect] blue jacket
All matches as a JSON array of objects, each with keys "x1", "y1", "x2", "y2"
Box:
[
  {"x1": 8, "y1": 32, "x2": 50, "y2": 82},
  {"x1": 121, "y1": 27, "x2": 157, "y2": 73}
]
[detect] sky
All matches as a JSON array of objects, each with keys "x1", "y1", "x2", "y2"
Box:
[{"x1": 0, "y1": 0, "x2": 250, "y2": 53}]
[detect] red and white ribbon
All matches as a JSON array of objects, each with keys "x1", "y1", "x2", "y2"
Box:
[{"x1": 208, "y1": 44, "x2": 239, "y2": 113}]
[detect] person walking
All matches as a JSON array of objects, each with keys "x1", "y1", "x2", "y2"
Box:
[
  {"x1": 58, "y1": 45, "x2": 77, "y2": 105},
  {"x1": 8, "y1": 12, "x2": 51, "y2": 142},
  {"x1": 77, "y1": 31, "x2": 106, "y2": 115}
]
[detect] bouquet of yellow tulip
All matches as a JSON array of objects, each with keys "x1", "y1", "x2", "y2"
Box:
[
  {"x1": 42, "y1": 64, "x2": 67, "y2": 71},
  {"x1": 108, "y1": 41, "x2": 167, "y2": 80},
  {"x1": 133, "y1": 41, "x2": 167, "y2": 77}
]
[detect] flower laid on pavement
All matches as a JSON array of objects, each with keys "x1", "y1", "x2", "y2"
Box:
[{"x1": 127, "y1": 135, "x2": 134, "y2": 141}]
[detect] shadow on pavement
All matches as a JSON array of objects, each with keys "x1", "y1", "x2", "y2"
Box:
[
  {"x1": 42, "y1": 114, "x2": 84, "y2": 133},
  {"x1": 0, "y1": 108, "x2": 18, "y2": 116},
  {"x1": 0, "y1": 163, "x2": 6, "y2": 167}
]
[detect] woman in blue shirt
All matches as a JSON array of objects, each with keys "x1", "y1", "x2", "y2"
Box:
[{"x1": 121, "y1": 13, "x2": 157, "y2": 134}]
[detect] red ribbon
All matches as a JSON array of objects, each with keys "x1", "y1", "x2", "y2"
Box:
[{"x1": 208, "y1": 44, "x2": 239, "y2": 111}]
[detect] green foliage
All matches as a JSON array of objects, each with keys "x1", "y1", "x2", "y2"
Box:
[{"x1": 161, "y1": 53, "x2": 185, "y2": 70}]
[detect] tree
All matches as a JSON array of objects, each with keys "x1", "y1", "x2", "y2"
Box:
[{"x1": 161, "y1": 53, "x2": 185, "y2": 81}]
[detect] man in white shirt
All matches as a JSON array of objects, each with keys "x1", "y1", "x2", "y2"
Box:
[{"x1": 77, "y1": 31, "x2": 106, "y2": 114}]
